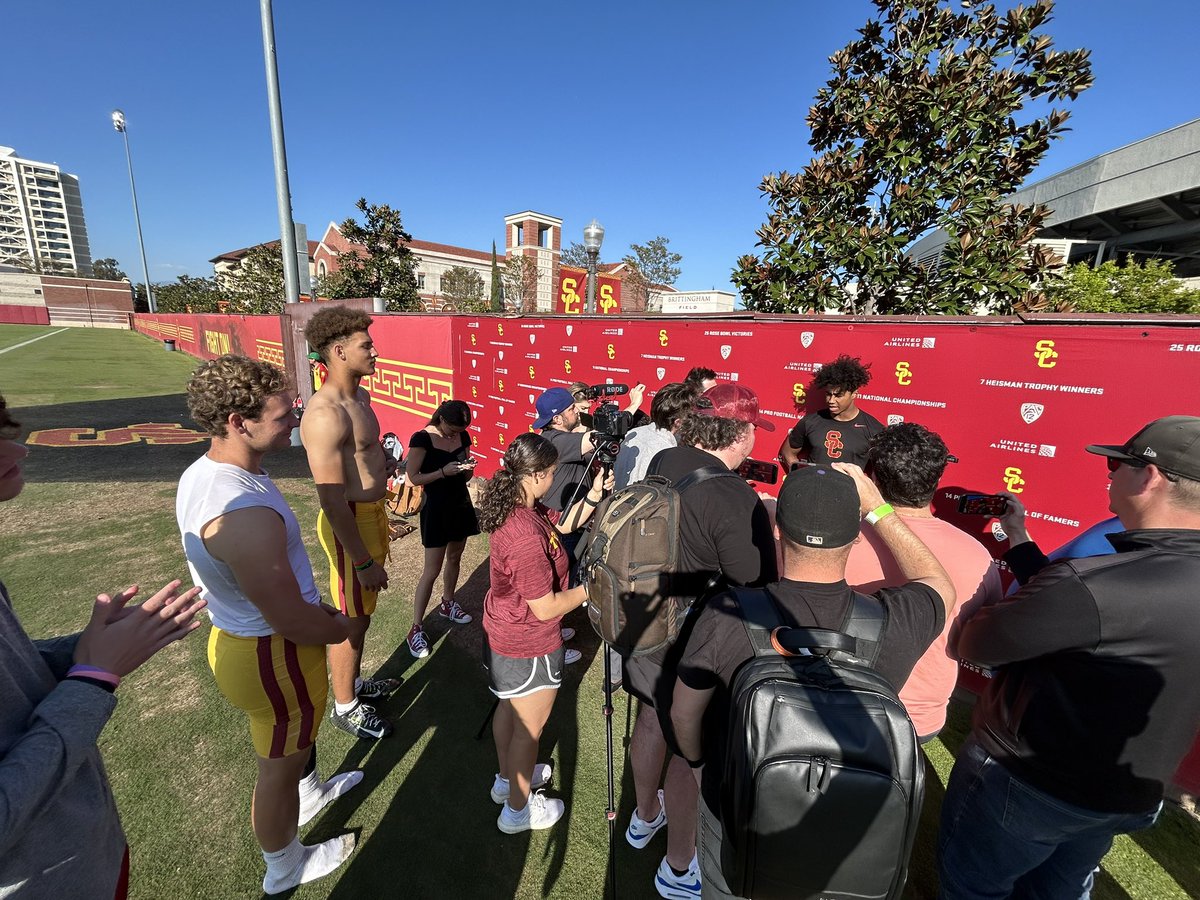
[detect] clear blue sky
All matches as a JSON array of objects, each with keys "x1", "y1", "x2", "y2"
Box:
[{"x1": 8, "y1": 0, "x2": 1199, "y2": 294}]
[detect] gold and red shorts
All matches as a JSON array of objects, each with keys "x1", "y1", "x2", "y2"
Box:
[
  {"x1": 207, "y1": 627, "x2": 327, "y2": 759},
  {"x1": 317, "y1": 499, "x2": 390, "y2": 617}
]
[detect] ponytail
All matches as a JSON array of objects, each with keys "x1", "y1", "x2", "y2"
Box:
[{"x1": 476, "y1": 432, "x2": 559, "y2": 532}]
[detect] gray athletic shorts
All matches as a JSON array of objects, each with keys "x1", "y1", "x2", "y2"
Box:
[{"x1": 484, "y1": 641, "x2": 564, "y2": 699}]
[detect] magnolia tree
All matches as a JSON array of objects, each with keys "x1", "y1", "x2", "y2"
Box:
[
  {"x1": 323, "y1": 198, "x2": 422, "y2": 311},
  {"x1": 734, "y1": 0, "x2": 1092, "y2": 315}
]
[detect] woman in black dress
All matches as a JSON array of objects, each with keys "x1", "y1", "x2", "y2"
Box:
[{"x1": 403, "y1": 400, "x2": 480, "y2": 658}]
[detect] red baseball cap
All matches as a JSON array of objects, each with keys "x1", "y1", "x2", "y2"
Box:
[{"x1": 697, "y1": 383, "x2": 775, "y2": 432}]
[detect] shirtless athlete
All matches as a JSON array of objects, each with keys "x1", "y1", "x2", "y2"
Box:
[{"x1": 301, "y1": 306, "x2": 400, "y2": 741}]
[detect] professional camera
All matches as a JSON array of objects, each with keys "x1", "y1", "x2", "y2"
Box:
[
  {"x1": 575, "y1": 382, "x2": 630, "y2": 402},
  {"x1": 591, "y1": 400, "x2": 634, "y2": 467}
]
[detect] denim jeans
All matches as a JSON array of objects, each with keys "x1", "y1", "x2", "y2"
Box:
[{"x1": 937, "y1": 736, "x2": 1161, "y2": 900}]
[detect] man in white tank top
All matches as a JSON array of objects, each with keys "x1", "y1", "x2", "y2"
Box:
[{"x1": 176, "y1": 355, "x2": 361, "y2": 895}]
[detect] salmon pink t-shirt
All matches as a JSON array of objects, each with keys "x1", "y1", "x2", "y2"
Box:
[
  {"x1": 845, "y1": 513, "x2": 1002, "y2": 737},
  {"x1": 483, "y1": 503, "x2": 569, "y2": 658}
]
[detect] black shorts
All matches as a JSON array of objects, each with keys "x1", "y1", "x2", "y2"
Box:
[
  {"x1": 484, "y1": 640, "x2": 564, "y2": 699},
  {"x1": 621, "y1": 600, "x2": 701, "y2": 711}
]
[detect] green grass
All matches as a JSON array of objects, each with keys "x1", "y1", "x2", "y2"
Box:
[{"x1": 0, "y1": 323, "x2": 1195, "y2": 899}]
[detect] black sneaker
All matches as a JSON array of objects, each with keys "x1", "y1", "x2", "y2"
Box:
[
  {"x1": 330, "y1": 703, "x2": 393, "y2": 740},
  {"x1": 356, "y1": 676, "x2": 401, "y2": 700}
]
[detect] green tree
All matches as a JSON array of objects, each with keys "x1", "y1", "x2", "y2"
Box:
[
  {"x1": 440, "y1": 266, "x2": 487, "y2": 312},
  {"x1": 1044, "y1": 257, "x2": 1200, "y2": 314},
  {"x1": 733, "y1": 0, "x2": 1092, "y2": 315},
  {"x1": 502, "y1": 254, "x2": 541, "y2": 314},
  {"x1": 155, "y1": 275, "x2": 222, "y2": 314},
  {"x1": 622, "y1": 236, "x2": 682, "y2": 312},
  {"x1": 561, "y1": 241, "x2": 591, "y2": 268},
  {"x1": 92, "y1": 258, "x2": 127, "y2": 281},
  {"x1": 224, "y1": 243, "x2": 285, "y2": 314},
  {"x1": 490, "y1": 241, "x2": 504, "y2": 312},
  {"x1": 323, "y1": 198, "x2": 421, "y2": 311}
]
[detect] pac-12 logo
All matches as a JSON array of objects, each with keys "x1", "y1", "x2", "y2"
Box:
[
  {"x1": 1034, "y1": 340, "x2": 1058, "y2": 368},
  {"x1": 659, "y1": 329, "x2": 668, "y2": 347},
  {"x1": 607, "y1": 344, "x2": 616, "y2": 360},
  {"x1": 792, "y1": 383, "x2": 807, "y2": 406},
  {"x1": 1003, "y1": 466, "x2": 1025, "y2": 493},
  {"x1": 895, "y1": 361, "x2": 912, "y2": 385},
  {"x1": 824, "y1": 431, "x2": 844, "y2": 458}
]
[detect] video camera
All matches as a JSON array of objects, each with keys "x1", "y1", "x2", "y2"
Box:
[
  {"x1": 588, "y1": 383, "x2": 634, "y2": 467},
  {"x1": 574, "y1": 382, "x2": 630, "y2": 402}
]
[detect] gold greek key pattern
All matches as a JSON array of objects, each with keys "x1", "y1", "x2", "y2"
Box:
[
  {"x1": 366, "y1": 357, "x2": 454, "y2": 416},
  {"x1": 256, "y1": 339, "x2": 285, "y2": 367},
  {"x1": 140, "y1": 320, "x2": 195, "y2": 343}
]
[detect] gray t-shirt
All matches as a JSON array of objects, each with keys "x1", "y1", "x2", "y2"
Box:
[{"x1": 613, "y1": 423, "x2": 677, "y2": 489}]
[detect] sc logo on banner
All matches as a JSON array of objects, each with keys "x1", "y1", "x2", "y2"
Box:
[
  {"x1": 560, "y1": 277, "x2": 581, "y2": 315},
  {"x1": 792, "y1": 383, "x2": 806, "y2": 406},
  {"x1": 1034, "y1": 340, "x2": 1058, "y2": 368},
  {"x1": 1003, "y1": 466, "x2": 1026, "y2": 494},
  {"x1": 895, "y1": 362, "x2": 913, "y2": 386}
]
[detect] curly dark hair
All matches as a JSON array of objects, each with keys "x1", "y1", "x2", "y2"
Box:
[
  {"x1": 684, "y1": 366, "x2": 717, "y2": 388},
  {"x1": 187, "y1": 355, "x2": 289, "y2": 437},
  {"x1": 0, "y1": 393, "x2": 20, "y2": 440},
  {"x1": 430, "y1": 399, "x2": 471, "y2": 428},
  {"x1": 867, "y1": 422, "x2": 950, "y2": 508},
  {"x1": 813, "y1": 355, "x2": 872, "y2": 394},
  {"x1": 476, "y1": 433, "x2": 559, "y2": 533},
  {"x1": 678, "y1": 414, "x2": 751, "y2": 452},
  {"x1": 650, "y1": 382, "x2": 700, "y2": 431},
  {"x1": 304, "y1": 306, "x2": 374, "y2": 361}
]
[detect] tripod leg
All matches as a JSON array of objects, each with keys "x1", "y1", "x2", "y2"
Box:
[
  {"x1": 475, "y1": 696, "x2": 499, "y2": 741},
  {"x1": 604, "y1": 644, "x2": 618, "y2": 900}
]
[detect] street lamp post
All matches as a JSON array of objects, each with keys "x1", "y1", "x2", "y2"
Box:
[
  {"x1": 111, "y1": 110, "x2": 156, "y2": 313},
  {"x1": 583, "y1": 218, "x2": 605, "y2": 315}
]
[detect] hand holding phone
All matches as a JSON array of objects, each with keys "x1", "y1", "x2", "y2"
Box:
[{"x1": 957, "y1": 493, "x2": 1010, "y2": 517}]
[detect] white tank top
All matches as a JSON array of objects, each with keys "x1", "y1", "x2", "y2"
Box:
[{"x1": 176, "y1": 454, "x2": 321, "y2": 637}]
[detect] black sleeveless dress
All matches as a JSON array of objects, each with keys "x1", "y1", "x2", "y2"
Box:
[{"x1": 409, "y1": 429, "x2": 481, "y2": 548}]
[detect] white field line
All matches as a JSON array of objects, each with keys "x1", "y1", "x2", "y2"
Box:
[{"x1": 0, "y1": 328, "x2": 68, "y2": 356}]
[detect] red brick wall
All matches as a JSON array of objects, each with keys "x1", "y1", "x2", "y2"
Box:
[{"x1": 41, "y1": 277, "x2": 134, "y2": 312}]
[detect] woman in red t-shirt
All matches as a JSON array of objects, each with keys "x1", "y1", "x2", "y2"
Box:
[{"x1": 477, "y1": 432, "x2": 609, "y2": 834}]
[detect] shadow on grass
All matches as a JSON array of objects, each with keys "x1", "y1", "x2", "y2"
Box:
[{"x1": 14, "y1": 393, "x2": 314, "y2": 484}]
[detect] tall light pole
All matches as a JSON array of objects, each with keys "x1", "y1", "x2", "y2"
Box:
[
  {"x1": 259, "y1": 0, "x2": 301, "y2": 306},
  {"x1": 583, "y1": 218, "x2": 604, "y2": 315},
  {"x1": 111, "y1": 110, "x2": 156, "y2": 313}
]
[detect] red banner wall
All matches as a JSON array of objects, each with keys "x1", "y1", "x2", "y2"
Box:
[{"x1": 134, "y1": 313, "x2": 286, "y2": 366}]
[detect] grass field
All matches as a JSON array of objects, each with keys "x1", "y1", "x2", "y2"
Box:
[{"x1": 0, "y1": 324, "x2": 1196, "y2": 900}]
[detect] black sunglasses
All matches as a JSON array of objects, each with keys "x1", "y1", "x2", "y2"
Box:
[{"x1": 1107, "y1": 456, "x2": 1178, "y2": 481}]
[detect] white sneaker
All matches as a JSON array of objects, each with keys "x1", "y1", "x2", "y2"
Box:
[
  {"x1": 496, "y1": 791, "x2": 565, "y2": 833},
  {"x1": 654, "y1": 854, "x2": 701, "y2": 900},
  {"x1": 490, "y1": 763, "x2": 553, "y2": 803},
  {"x1": 564, "y1": 648, "x2": 582, "y2": 665},
  {"x1": 560, "y1": 626, "x2": 576, "y2": 641},
  {"x1": 626, "y1": 788, "x2": 667, "y2": 848}
]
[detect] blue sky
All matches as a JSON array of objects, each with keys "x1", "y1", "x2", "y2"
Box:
[{"x1": 7, "y1": 0, "x2": 1199, "y2": 294}]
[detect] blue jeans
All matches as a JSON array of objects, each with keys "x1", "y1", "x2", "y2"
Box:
[{"x1": 937, "y1": 736, "x2": 1161, "y2": 900}]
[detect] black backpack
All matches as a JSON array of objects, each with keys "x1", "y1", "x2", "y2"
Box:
[
  {"x1": 579, "y1": 465, "x2": 737, "y2": 657},
  {"x1": 719, "y1": 587, "x2": 924, "y2": 900}
]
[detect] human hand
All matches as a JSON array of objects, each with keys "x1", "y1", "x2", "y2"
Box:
[
  {"x1": 356, "y1": 560, "x2": 389, "y2": 592},
  {"x1": 997, "y1": 491, "x2": 1030, "y2": 545},
  {"x1": 628, "y1": 383, "x2": 646, "y2": 407},
  {"x1": 73, "y1": 580, "x2": 207, "y2": 678},
  {"x1": 831, "y1": 462, "x2": 885, "y2": 516}
]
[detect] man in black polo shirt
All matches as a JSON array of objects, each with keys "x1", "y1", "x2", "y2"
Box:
[
  {"x1": 669, "y1": 462, "x2": 952, "y2": 899},
  {"x1": 938, "y1": 416, "x2": 1200, "y2": 899},
  {"x1": 780, "y1": 354, "x2": 883, "y2": 469},
  {"x1": 622, "y1": 384, "x2": 779, "y2": 900}
]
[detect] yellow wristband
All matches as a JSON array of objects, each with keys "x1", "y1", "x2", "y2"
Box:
[{"x1": 865, "y1": 503, "x2": 895, "y2": 525}]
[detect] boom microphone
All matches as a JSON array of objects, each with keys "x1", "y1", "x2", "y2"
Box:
[{"x1": 589, "y1": 383, "x2": 629, "y2": 398}]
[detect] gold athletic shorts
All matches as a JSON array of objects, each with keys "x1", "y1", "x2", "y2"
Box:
[
  {"x1": 207, "y1": 627, "x2": 327, "y2": 759},
  {"x1": 317, "y1": 499, "x2": 390, "y2": 617}
]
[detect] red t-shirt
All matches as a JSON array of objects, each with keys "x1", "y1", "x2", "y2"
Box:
[{"x1": 483, "y1": 503, "x2": 569, "y2": 657}]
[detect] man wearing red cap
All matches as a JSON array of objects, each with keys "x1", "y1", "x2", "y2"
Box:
[
  {"x1": 938, "y1": 416, "x2": 1200, "y2": 899},
  {"x1": 621, "y1": 383, "x2": 779, "y2": 899}
]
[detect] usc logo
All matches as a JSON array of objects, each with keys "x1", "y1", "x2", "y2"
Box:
[
  {"x1": 607, "y1": 344, "x2": 616, "y2": 360},
  {"x1": 598, "y1": 284, "x2": 616, "y2": 313},
  {"x1": 824, "y1": 431, "x2": 844, "y2": 458},
  {"x1": 895, "y1": 361, "x2": 912, "y2": 386},
  {"x1": 497, "y1": 379, "x2": 505, "y2": 393},
  {"x1": 564, "y1": 360, "x2": 573, "y2": 374},
  {"x1": 1003, "y1": 466, "x2": 1026, "y2": 493},
  {"x1": 1034, "y1": 340, "x2": 1058, "y2": 368},
  {"x1": 659, "y1": 329, "x2": 668, "y2": 347},
  {"x1": 471, "y1": 386, "x2": 477, "y2": 398},
  {"x1": 560, "y1": 277, "x2": 581, "y2": 314},
  {"x1": 471, "y1": 435, "x2": 478, "y2": 446},
  {"x1": 470, "y1": 334, "x2": 477, "y2": 346},
  {"x1": 792, "y1": 383, "x2": 806, "y2": 405},
  {"x1": 497, "y1": 322, "x2": 505, "y2": 336},
  {"x1": 498, "y1": 433, "x2": 506, "y2": 446},
  {"x1": 528, "y1": 365, "x2": 535, "y2": 378}
]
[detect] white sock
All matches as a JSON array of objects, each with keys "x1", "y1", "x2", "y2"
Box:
[
  {"x1": 299, "y1": 770, "x2": 364, "y2": 827},
  {"x1": 262, "y1": 834, "x2": 355, "y2": 894},
  {"x1": 334, "y1": 698, "x2": 359, "y2": 716}
]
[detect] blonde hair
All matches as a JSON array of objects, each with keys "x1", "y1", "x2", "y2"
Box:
[{"x1": 187, "y1": 355, "x2": 289, "y2": 437}]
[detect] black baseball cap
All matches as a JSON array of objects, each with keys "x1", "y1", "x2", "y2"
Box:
[
  {"x1": 776, "y1": 465, "x2": 861, "y2": 549},
  {"x1": 1085, "y1": 416, "x2": 1200, "y2": 481}
]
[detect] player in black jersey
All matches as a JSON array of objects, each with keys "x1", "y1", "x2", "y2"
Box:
[{"x1": 780, "y1": 354, "x2": 883, "y2": 468}]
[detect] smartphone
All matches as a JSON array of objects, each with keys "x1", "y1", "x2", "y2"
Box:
[
  {"x1": 957, "y1": 493, "x2": 1009, "y2": 517},
  {"x1": 738, "y1": 458, "x2": 780, "y2": 485},
  {"x1": 463, "y1": 457, "x2": 478, "y2": 466},
  {"x1": 381, "y1": 433, "x2": 404, "y2": 462}
]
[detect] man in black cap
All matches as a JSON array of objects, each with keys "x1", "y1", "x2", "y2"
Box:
[
  {"x1": 668, "y1": 462, "x2": 953, "y2": 899},
  {"x1": 938, "y1": 416, "x2": 1200, "y2": 900}
]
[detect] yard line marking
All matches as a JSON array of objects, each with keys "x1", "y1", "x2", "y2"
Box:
[{"x1": 0, "y1": 328, "x2": 69, "y2": 355}]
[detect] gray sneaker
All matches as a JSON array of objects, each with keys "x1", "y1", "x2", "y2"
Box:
[{"x1": 330, "y1": 702, "x2": 392, "y2": 740}]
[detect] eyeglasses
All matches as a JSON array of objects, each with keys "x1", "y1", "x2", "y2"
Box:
[{"x1": 1107, "y1": 456, "x2": 1178, "y2": 481}]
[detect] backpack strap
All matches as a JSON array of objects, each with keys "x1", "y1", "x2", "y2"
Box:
[
  {"x1": 672, "y1": 464, "x2": 739, "y2": 495},
  {"x1": 731, "y1": 587, "x2": 858, "y2": 657},
  {"x1": 837, "y1": 591, "x2": 888, "y2": 666}
]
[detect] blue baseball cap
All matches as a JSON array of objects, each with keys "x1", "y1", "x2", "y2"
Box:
[{"x1": 532, "y1": 387, "x2": 575, "y2": 430}]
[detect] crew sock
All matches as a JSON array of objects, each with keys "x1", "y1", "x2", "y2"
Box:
[
  {"x1": 299, "y1": 770, "x2": 364, "y2": 826},
  {"x1": 262, "y1": 834, "x2": 355, "y2": 894},
  {"x1": 334, "y1": 698, "x2": 359, "y2": 716}
]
